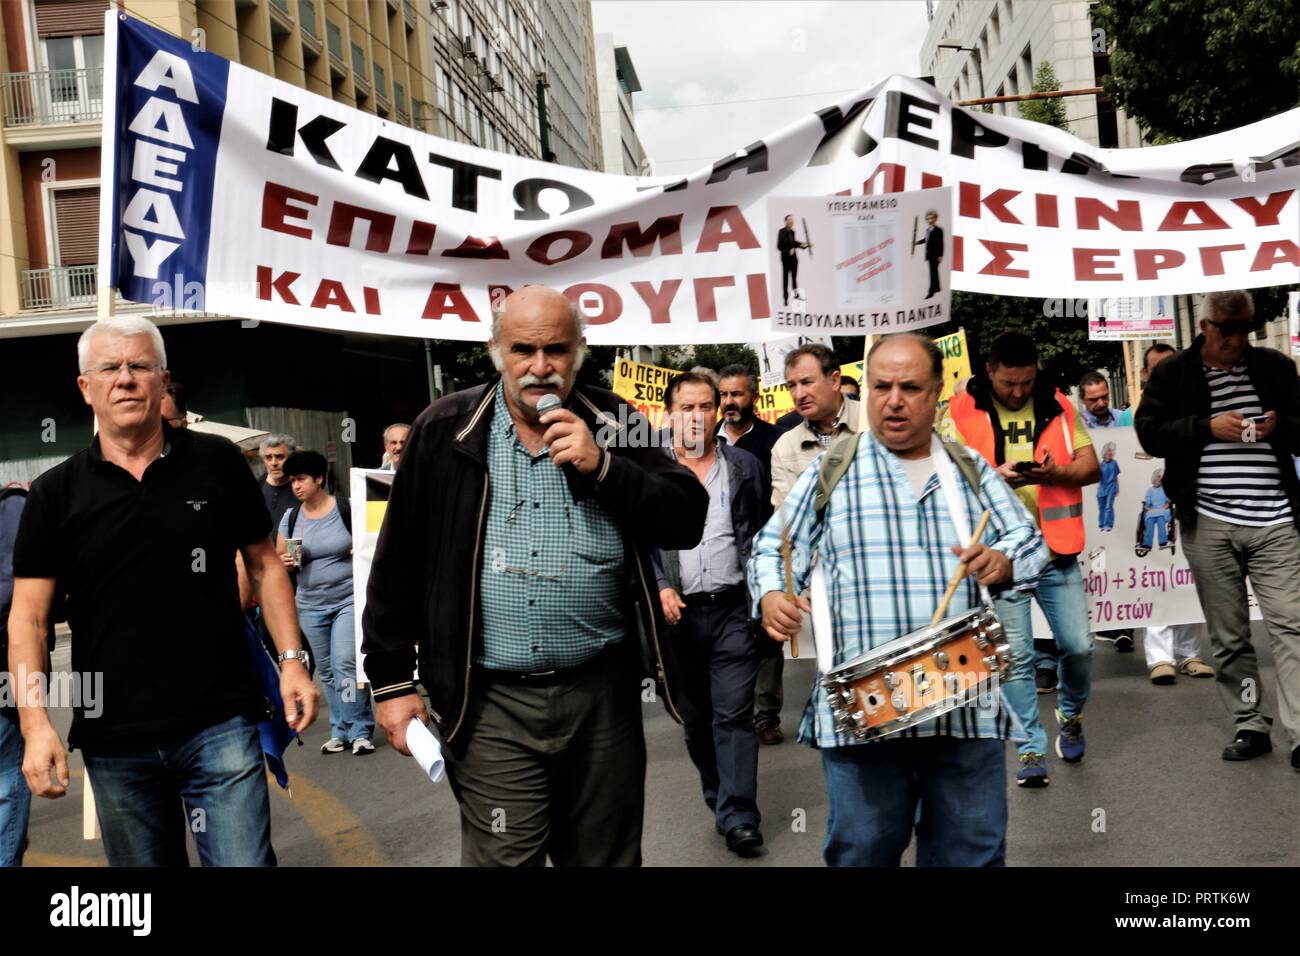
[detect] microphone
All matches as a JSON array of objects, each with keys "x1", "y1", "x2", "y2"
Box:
[
  {"x1": 535, "y1": 392, "x2": 562, "y2": 417},
  {"x1": 536, "y1": 392, "x2": 562, "y2": 455}
]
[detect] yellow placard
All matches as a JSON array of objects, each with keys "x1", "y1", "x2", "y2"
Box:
[
  {"x1": 837, "y1": 329, "x2": 971, "y2": 402},
  {"x1": 611, "y1": 358, "x2": 796, "y2": 427}
]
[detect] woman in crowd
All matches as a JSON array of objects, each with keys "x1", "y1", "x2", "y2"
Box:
[{"x1": 276, "y1": 450, "x2": 375, "y2": 755}]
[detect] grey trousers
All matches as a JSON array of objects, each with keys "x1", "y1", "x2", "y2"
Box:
[
  {"x1": 443, "y1": 647, "x2": 646, "y2": 866},
  {"x1": 1181, "y1": 513, "x2": 1300, "y2": 749}
]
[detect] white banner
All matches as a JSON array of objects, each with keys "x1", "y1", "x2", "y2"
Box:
[
  {"x1": 1030, "y1": 426, "x2": 1262, "y2": 638},
  {"x1": 103, "y1": 14, "x2": 1300, "y2": 346}
]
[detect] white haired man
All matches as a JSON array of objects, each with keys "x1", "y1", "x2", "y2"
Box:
[
  {"x1": 363, "y1": 286, "x2": 708, "y2": 865},
  {"x1": 381, "y1": 423, "x2": 411, "y2": 471},
  {"x1": 7, "y1": 316, "x2": 317, "y2": 865}
]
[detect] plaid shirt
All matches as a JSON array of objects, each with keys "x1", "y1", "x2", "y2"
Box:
[
  {"x1": 478, "y1": 382, "x2": 626, "y2": 670},
  {"x1": 748, "y1": 431, "x2": 1048, "y2": 748}
]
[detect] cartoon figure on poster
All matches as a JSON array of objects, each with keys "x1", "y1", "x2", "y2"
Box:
[
  {"x1": 777, "y1": 213, "x2": 812, "y2": 306},
  {"x1": 1136, "y1": 467, "x2": 1177, "y2": 557},
  {"x1": 1097, "y1": 442, "x2": 1120, "y2": 531},
  {"x1": 913, "y1": 208, "x2": 944, "y2": 300}
]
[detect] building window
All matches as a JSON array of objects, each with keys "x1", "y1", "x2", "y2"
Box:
[
  {"x1": 42, "y1": 33, "x2": 105, "y2": 104},
  {"x1": 1020, "y1": 44, "x2": 1033, "y2": 90},
  {"x1": 51, "y1": 185, "x2": 100, "y2": 266}
]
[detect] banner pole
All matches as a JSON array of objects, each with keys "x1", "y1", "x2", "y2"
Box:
[
  {"x1": 81, "y1": 287, "x2": 115, "y2": 842},
  {"x1": 1123, "y1": 339, "x2": 1139, "y2": 413}
]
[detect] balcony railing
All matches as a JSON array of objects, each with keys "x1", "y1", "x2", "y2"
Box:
[
  {"x1": 2, "y1": 68, "x2": 103, "y2": 127},
  {"x1": 21, "y1": 265, "x2": 98, "y2": 310}
]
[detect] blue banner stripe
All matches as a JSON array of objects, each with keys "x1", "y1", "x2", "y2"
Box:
[{"x1": 112, "y1": 15, "x2": 229, "y2": 306}]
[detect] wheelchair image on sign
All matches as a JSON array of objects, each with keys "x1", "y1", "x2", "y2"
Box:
[{"x1": 1135, "y1": 467, "x2": 1177, "y2": 558}]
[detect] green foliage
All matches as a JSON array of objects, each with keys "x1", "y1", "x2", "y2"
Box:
[
  {"x1": 1017, "y1": 61, "x2": 1068, "y2": 130},
  {"x1": 925, "y1": 293, "x2": 1124, "y2": 392},
  {"x1": 1091, "y1": 0, "x2": 1300, "y2": 141}
]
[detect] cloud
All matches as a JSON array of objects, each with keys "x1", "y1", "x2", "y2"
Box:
[{"x1": 591, "y1": 1, "x2": 931, "y2": 174}]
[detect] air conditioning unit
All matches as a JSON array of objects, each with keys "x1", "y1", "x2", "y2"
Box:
[
  {"x1": 462, "y1": 36, "x2": 476, "y2": 58},
  {"x1": 490, "y1": 74, "x2": 505, "y2": 93},
  {"x1": 432, "y1": 0, "x2": 448, "y2": 9},
  {"x1": 534, "y1": 70, "x2": 548, "y2": 87}
]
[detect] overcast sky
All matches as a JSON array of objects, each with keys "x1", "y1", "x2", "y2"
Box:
[{"x1": 590, "y1": 1, "x2": 932, "y2": 175}]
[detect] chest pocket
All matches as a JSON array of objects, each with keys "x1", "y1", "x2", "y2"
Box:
[{"x1": 566, "y1": 498, "x2": 623, "y2": 569}]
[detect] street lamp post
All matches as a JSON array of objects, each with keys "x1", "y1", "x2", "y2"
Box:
[{"x1": 937, "y1": 40, "x2": 985, "y2": 108}]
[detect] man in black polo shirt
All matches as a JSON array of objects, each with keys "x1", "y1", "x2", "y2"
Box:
[
  {"x1": 7, "y1": 317, "x2": 317, "y2": 866},
  {"x1": 258, "y1": 433, "x2": 298, "y2": 529}
]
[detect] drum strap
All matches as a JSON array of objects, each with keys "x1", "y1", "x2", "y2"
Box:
[{"x1": 809, "y1": 434, "x2": 990, "y2": 675}]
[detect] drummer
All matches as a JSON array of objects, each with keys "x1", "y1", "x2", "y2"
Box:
[{"x1": 748, "y1": 333, "x2": 1048, "y2": 866}]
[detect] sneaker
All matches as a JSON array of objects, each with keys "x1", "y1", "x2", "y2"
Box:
[
  {"x1": 1114, "y1": 633, "x2": 1134, "y2": 652},
  {"x1": 1034, "y1": 667, "x2": 1058, "y2": 695},
  {"x1": 1055, "y1": 711, "x2": 1085, "y2": 763},
  {"x1": 1016, "y1": 753, "x2": 1050, "y2": 788},
  {"x1": 351, "y1": 737, "x2": 375, "y2": 756},
  {"x1": 320, "y1": 737, "x2": 345, "y2": 754},
  {"x1": 1149, "y1": 662, "x2": 1177, "y2": 685}
]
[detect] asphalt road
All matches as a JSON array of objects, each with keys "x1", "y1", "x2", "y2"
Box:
[{"x1": 24, "y1": 626, "x2": 1299, "y2": 867}]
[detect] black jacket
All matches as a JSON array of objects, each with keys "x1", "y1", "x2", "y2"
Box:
[
  {"x1": 1134, "y1": 336, "x2": 1300, "y2": 531},
  {"x1": 919, "y1": 225, "x2": 944, "y2": 261},
  {"x1": 962, "y1": 372, "x2": 1065, "y2": 466},
  {"x1": 718, "y1": 416, "x2": 779, "y2": 520},
  {"x1": 361, "y1": 381, "x2": 709, "y2": 751},
  {"x1": 652, "y1": 442, "x2": 765, "y2": 594},
  {"x1": 777, "y1": 226, "x2": 802, "y2": 260}
]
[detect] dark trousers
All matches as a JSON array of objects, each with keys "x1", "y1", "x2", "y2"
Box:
[
  {"x1": 444, "y1": 646, "x2": 646, "y2": 866},
  {"x1": 754, "y1": 637, "x2": 784, "y2": 729},
  {"x1": 926, "y1": 257, "x2": 940, "y2": 297},
  {"x1": 781, "y1": 256, "x2": 798, "y2": 303},
  {"x1": 673, "y1": 592, "x2": 761, "y2": 831}
]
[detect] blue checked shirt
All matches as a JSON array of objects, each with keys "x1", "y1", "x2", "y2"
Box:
[
  {"x1": 478, "y1": 383, "x2": 626, "y2": 671},
  {"x1": 748, "y1": 432, "x2": 1048, "y2": 748}
]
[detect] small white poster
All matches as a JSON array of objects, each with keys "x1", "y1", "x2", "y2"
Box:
[{"x1": 767, "y1": 187, "x2": 952, "y2": 335}]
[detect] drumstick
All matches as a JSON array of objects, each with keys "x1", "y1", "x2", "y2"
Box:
[
  {"x1": 780, "y1": 520, "x2": 800, "y2": 659},
  {"x1": 930, "y1": 510, "x2": 992, "y2": 627}
]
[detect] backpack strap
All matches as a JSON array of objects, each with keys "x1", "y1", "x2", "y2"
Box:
[
  {"x1": 286, "y1": 502, "x2": 302, "y2": 538},
  {"x1": 812, "y1": 433, "x2": 983, "y2": 519},
  {"x1": 939, "y1": 436, "x2": 983, "y2": 499},
  {"x1": 813, "y1": 432, "x2": 861, "y2": 518}
]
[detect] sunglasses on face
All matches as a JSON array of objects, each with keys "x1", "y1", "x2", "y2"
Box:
[{"x1": 1208, "y1": 319, "x2": 1254, "y2": 336}]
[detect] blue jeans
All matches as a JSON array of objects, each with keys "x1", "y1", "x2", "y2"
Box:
[
  {"x1": 995, "y1": 560, "x2": 1094, "y2": 755},
  {"x1": 0, "y1": 717, "x2": 30, "y2": 866},
  {"x1": 1097, "y1": 491, "x2": 1116, "y2": 530},
  {"x1": 1143, "y1": 513, "x2": 1169, "y2": 547},
  {"x1": 820, "y1": 737, "x2": 1007, "y2": 867},
  {"x1": 298, "y1": 600, "x2": 374, "y2": 743},
  {"x1": 81, "y1": 715, "x2": 275, "y2": 866}
]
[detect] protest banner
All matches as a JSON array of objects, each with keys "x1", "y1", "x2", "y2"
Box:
[
  {"x1": 1029, "y1": 426, "x2": 1260, "y2": 638},
  {"x1": 757, "y1": 334, "x2": 833, "y2": 388},
  {"x1": 101, "y1": 14, "x2": 1300, "y2": 347},
  {"x1": 1087, "y1": 297, "x2": 1176, "y2": 341},
  {"x1": 840, "y1": 327, "x2": 970, "y2": 401}
]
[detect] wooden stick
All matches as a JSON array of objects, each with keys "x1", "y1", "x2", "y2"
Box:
[
  {"x1": 857, "y1": 334, "x2": 874, "y2": 432},
  {"x1": 780, "y1": 519, "x2": 799, "y2": 659},
  {"x1": 930, "y1": 510, "x2": 992, "y2": 627}
]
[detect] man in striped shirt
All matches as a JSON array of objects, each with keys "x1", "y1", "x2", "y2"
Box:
[
  {"x1": 1136, "y1": 290, "x2": 1300, "y2": 772},
  {"x1": 750, "y1": 334, "x2": 1048, "y2": 866}
]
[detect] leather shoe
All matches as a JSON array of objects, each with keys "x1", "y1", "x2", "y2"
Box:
[
  {"x1": 756, "y1": 725, "x2": 784, "y2": 745},
  {"x1": 1222, "y1": 730, "x2": 1271, "y2": 761},
  {"x1": 725, "y1": 824, "x2": 763, "y2": 856}
]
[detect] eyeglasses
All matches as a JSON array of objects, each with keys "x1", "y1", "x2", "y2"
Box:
[
  {"x1": 1207, "y1": 319, "x2": 1254, "y2": 336},
  {"x1": 82, "y1": 361, "x2": 161, "y2": 379}
]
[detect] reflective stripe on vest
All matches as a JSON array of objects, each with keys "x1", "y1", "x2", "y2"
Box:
[{"x1": 948, "y1": 390, "x2": 1085, "y2": 554}]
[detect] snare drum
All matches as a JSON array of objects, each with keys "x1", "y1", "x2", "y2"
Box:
[{"x1": 822, "y1": 606, "x2": 1009, "y2": 741}]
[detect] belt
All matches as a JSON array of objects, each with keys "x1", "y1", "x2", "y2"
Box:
[
  {"x1": 681, "y1": 584, "x2": 747, "y2": 609},
  {"x1": 476, "y1": 644, "x2": 615, "y2": 685}
]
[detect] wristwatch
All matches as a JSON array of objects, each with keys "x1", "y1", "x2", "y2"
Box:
[{"x1": 278, "y1": 648, "x2": 311, "y2": 668}]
